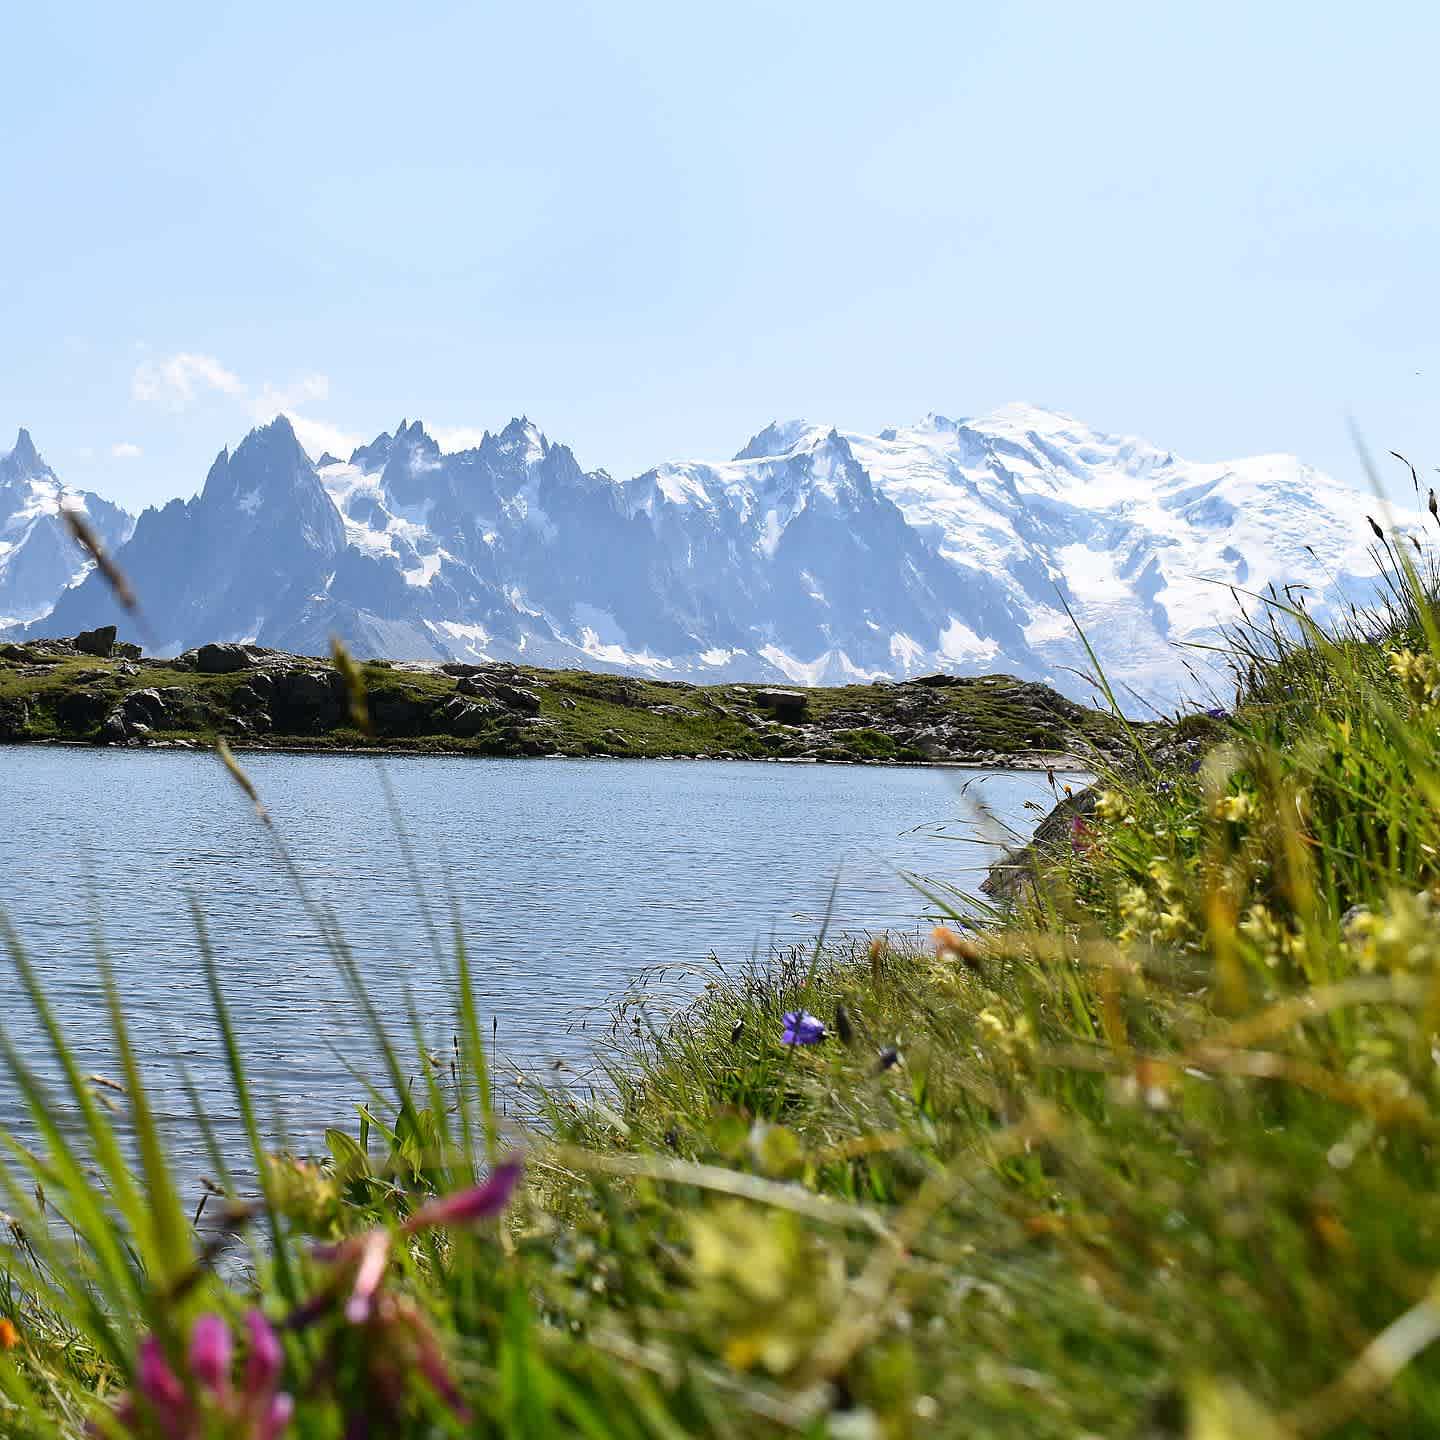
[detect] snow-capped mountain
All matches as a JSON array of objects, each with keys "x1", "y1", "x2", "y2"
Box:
[
  {"x1": 28, "y1": 405, "x2": 1381, "y2": 705},
  {"x1": 0, "y1": 430, "x2": 133, "y2": 627}
]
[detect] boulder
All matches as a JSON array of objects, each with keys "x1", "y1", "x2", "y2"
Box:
[
  {"x1": 754, "y1": 689, "x2": 808, "y2": 722},
  {"x1": 114, "y1": 641, "x2": 143, "y2": 661},
  {"x1": 272, "y1": 669, "x2": 343, "y2": 730},
  {"x1": 372, "y1": 694, "x2": 434, "y2": 736},
  {"x1": 100, "y1": 711, "x2": 129, "y2": 743},
  {"x1": 441, "y1": 697, "x2": 494, "y2": 737},
  {"x1": 456, "y1": 676, "x2": 541, "y2": 713},
  {"x1": 196, "y1": 643, "x2": 252, "y2": 674},
  {"x1": 0, "y1": 697, "x2": 30, "y2": 740},
  {"x1": 119, "y1": 688, "x2": 167, "y2": 728},
  {"x1": 156, "y1": 686, "x2": 207, "y2": 726},
  {"x1": 74, "y1": 626, "x2": 117, "y2": 658},
  {"x1": 490, "y1": 682, "x2": 541, "y2": 714},
  {"x1": 56, "y1": 689, "x2": 110, "y2": 736}
]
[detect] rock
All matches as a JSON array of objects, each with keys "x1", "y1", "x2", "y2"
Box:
[
  {"x1": 73, "y1": 626, "x2": 118, "y2": 658},
  {"x1": 155, "y1": 686, "x2": 207, "y2": 726},
  {"x1": 0, "y1": 697, "x2": 29, "y2": 739},
  {"x1": 280, "y1": 670, "x2": 337, "y2": 708},
  {"x1": 270, "y1": 668, "x2": 343, "y2": 731},
  {"x1": 441, "y1": 697, "x2": 494, "y2": 737},
  {"x1": 754, "y1": 689, "x2": 808, "y2": 722},
  {"x1": 458, "y1": 675, "x2": 540, "y2": 713},
  {"x1": 372, "y1": 694, "x2": 434, "y2": 736},
  {"x1": 100, "y1": 711, "x2": 129, "y2": 743},
  {"x1": 492, "y1": 683, "x2": 540, "y2": 713},
  {"x1": 196, "y1": 643, "x2": 252, "y2": 674},
  {"x1": 56, "y1": 689, "x2": 110, "y2": 736},
  {"x1": 114, "y1": 642, "x2": 143, "y2": 661},
  {"x1": 120, "y1": 688, "x2": 168, "y2": 728}
]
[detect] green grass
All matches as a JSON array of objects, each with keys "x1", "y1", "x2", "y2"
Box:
[
  {"x1": 13, "y1": 545, "x2": 1440, "y2": 1435},
  {"x1": 0, "y1": 648, "x2": 1130, "y2": 762}
]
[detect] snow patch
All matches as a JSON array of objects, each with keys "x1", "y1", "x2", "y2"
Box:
[{"x1": 939, "y1": 618, "x2": 999, "y2": 663}]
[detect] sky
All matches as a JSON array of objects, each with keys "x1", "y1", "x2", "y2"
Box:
[{"x1": 3, "y1": 0, "x2": 1438, "y2": 514}]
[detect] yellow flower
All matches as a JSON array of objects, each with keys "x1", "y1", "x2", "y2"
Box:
[
  {"x1": 1094, "y1": 789, "x2": 1130, "y2": 822},
  {"x1": 1215, "y1": 792, "x2": 1253, "y2": 823}
]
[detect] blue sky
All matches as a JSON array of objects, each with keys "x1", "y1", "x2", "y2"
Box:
[{"x1": 4, "y1": 0, "x2": 1437, "y2": 512}]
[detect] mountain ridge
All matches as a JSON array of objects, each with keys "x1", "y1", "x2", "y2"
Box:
[
  {"x1": 17, "y1": 405, "x2": 1378, "y2": 704},
  {"x1": 0, "y1": 429, "x2": 135, "y2": 628}
]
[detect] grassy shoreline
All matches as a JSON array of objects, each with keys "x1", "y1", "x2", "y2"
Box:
[
  {"x1": 10, "y1": 567, "x2": 1440, "y2": 1435},
  {"x1": 0, "y1": 634, "x2": 1138, "y2": 766}
]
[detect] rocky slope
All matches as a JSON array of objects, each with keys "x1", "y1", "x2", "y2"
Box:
[
  {"x1": 0, "y1": 429, "x2": 133, "y2": 627},
  {"x1": 0, "y1": 631, "x2": 1136, "y2": 766},
  {"x1": 21, "y1": 407, "x2": 1379, "y2": 706}
]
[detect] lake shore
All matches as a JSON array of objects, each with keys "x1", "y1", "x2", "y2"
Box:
[{"x1": 0, "y1": 632, "x2": 1145, "y2": 767}]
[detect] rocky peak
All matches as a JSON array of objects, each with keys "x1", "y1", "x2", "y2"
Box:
[
  {"x1": 734, "y1": 419, "x2": 814, "y2": 462},
  {"x1": 1, "y1": 428, "x2": 52, "y2": 486}
]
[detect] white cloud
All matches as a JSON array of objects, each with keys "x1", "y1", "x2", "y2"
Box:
[
  {"x1": 431, "y1": 425, "x2": 489, "y2": 453},
  {"x1": 111, "y1": 441, "x2": 143, "y2": 459},
  {"x1": 256, "y1": 373, "x2": 330, "y2": 414},
  {"x1": 132, "y1": 352, "x2": 246, "y2": 410},
  {"x1": 130, "y1": 350, "x2": 363, "y2": 462},
  {"x1": 287, "y1": 414, "x2": 363, "y2": 462}
]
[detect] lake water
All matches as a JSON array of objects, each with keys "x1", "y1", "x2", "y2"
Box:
[{"x1": 0, "y1": 747, "x2": 1067, "y2": 1175}]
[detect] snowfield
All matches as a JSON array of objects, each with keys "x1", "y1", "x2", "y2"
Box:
[{"x1": 17, "y1": 405, "x2": 1384, "y2": 708}]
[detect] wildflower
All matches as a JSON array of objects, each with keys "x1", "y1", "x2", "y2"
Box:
[
  {"x1": 401, "y1": 1157, "x2": 525, "y2": 1233},
  {"x1": 932, "y1": 924, "x2": 982, "y2": 965},
  {"x1": 108, "y1": 1311, "x2": 291, "y2": 1439},
  {"x1": 931, "y1": 924, "x2": 963, "y2": 955},
  {"x1": 1215, "y1": 791, "x2": 1253, "y2": 823},
  {"x1": 1070, "y1": 815, "x2": 1093, "y2": 853},
  {"x1": 1094, "y1": 790, "x2": 1130, "y2": 822},
  {"x1": 0, "y1": 1318, "x2": 17, "y2": 1350},
  {"x1": 781, "y1": 1011, "x2": 825, "y2": 1045}
]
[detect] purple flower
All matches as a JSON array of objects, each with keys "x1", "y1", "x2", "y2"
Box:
[
  {"x1": 110, "y1": 1313, "x2": 291, "y2": 1439},
  {"x1": 402, "y1": 1157, "x2": 524, "y2": 1233},
  {"x1": 135, "y1": 1336, "x2": 185, "y2": 1429},
  {"x1": 1204, "y1": 706, "x2": 1228, "y2": 720},
  {"x1": 188, "y1": 1315, "x2": 231, "y2": 1396},
  {"x1": 243, "y1": 1310, "x2": 283, "y2": 1398},
  {"x1": 781, "y1": 1011, "x2": 826, "y2": 1045}
]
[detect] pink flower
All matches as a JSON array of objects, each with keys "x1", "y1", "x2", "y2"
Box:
[
  {"x1": 108, "y1": 1313, "x2": 290, "y2": 1439},
  {"x1": 344, "y1": 1229, "x2": 393, "y2": 1325},
  {"x1": 402, "y1": 1157, "x2": 524, "y2": 1232},
  {"x1": 188, "y1": 1315, "x2": 230, "y2": 1396}
]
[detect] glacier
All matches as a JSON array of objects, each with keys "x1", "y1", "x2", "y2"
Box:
[{"x1": 18, "y1": 404, "x2": 1384, "y2": 708}]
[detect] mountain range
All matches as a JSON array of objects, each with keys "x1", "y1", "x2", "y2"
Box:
[
  {"x1": 0, "y1": 430, "x2": 134, "y2": 626},
  {"x1": 5, "y1": 405, "x2": 1380, "y2": 705}
]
